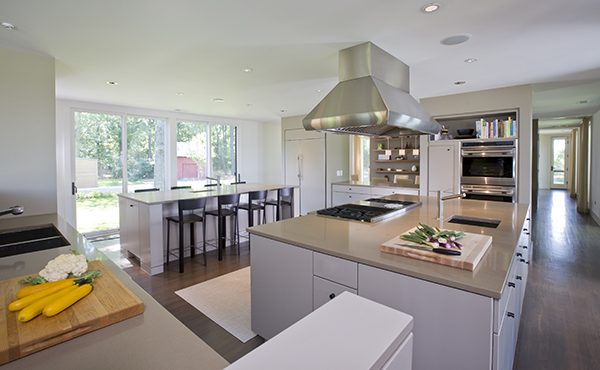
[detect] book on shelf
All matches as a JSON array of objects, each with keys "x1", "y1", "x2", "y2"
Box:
[{"x1": 475, "y1": 117, "x2": 517, "y2": 139}]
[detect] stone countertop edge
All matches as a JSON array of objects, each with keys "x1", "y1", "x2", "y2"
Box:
[
  {"x1": 332, "y1": 181, "x2": 420, "y2": 189},
  {"x1": 248, "y1": 195, "x2": 530, "y2": 300},
  {"x1": 117, "y1": 182, "x2": 298, "y2": 205},
  {"x1": 0, "y1": 213, "x2": 229, "y2": 370}
]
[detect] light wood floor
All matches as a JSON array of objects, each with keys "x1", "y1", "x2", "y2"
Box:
[{"x1": 118, "y1": 189, "x2": 600, "y2": 367}]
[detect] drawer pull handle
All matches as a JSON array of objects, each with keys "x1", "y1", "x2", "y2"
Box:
[
  {"x1": 522, "y1": 245, "x2": 528, "y2": 249},
  {"x1": 516, "y1": 276, "x2": 522, "y2": 280},
  {"x1": 520, "y1": 258, "x2": 526, "y2": 263},
  {"x1": 329, "y1": 293, "x2": 336, "y2": 300},
  {"x1": 523, "y1": 228, "x2": 528, "y2": 232},
  {"x1": 516, "y1": 252, "x2": 522, "y2": 257},
  {"x1": 508, "y1": 282, "x2": 516, "y2": 288},
  {"x1": 507, "y1": 312, "x2": 515, "y2": 318}
]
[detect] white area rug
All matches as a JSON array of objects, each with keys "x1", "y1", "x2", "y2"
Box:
[{"x1": 175, "y1": 267, "x2": 256, "y2": 343}]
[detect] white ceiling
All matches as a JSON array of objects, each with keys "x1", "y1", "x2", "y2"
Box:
[{"x1": 2, "y1": 0, "x2": 600, "y2": 127}]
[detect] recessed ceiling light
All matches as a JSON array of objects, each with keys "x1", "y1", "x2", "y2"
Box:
[
  {"x1": 441, "y1": 34, "x2": 472, "y2": 46},
  {"x1": 422, "y1": 3, "x2": 440, "y2": 13},
  {"x1": 464, "y1": 58, "x2": 478, "y2": 63},
  {"x1": 2, "y1": 22, "x2": 15, "y2": 30},
  {"x1": 243, "y1": 68, "x2": 253, "y2": 73},
  {"x1": 107, "y1": 81, "x2": 118, "y2": 85},
  {"x1": 247, "y1": 104, "x2": 253, "y2": 107},
  {"x1": 316, "y1": 89, "x2": 323, "y2": 93},
  {"x1": 454, "y1": 81, "x2": 466, "y2": 85},
  {"x1": 176, "y1": 92, "x2": 184, "y2": 96},
  {"x1": 280, "y1": 109, "x2": 287, "y2": 113},
  {"x1": 211, "y1": 98, "x2": 225, "y2": 103}
]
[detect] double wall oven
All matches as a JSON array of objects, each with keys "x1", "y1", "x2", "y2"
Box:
[{"x1": 461, "y1": 140, "x2": 517, "y2": 202}]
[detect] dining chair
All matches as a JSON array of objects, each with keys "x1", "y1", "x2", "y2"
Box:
[{"x1": 165, "y1": 197, "x2": 207, "y2": 273}]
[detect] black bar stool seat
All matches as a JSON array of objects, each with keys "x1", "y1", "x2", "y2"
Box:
[
  {"x1": 165, "y1": 197, "x2": 207, "y2": 273},
  {"x1": 264, "y1": 187, "x2": 294, "y2": 221},
  {"x1": 238, "y1": 190, "x2": 268, "y2": 227},
  {"x1": 205, "y1": 193, "x2": 241, "y2": 261}
]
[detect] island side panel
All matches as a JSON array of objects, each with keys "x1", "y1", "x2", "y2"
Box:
[
  {"x1": 358, "y1": 264, "x2": 494, "y2": 370},
  {"x1": 250, "y1": 235, "x2": 313, "y2": 340}
]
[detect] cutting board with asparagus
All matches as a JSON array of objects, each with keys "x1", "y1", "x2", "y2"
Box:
[
  {"x1": 0, "y1": 260, "x2": 144, "y2": 366},
  {"x1": 381, "y1": 225, "x2": 493, "y2": 271}
]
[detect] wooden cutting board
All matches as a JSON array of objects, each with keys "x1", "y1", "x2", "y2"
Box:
[
  {"x1": 381, "y1": 227, "x2": 493, "y2": 271},
  {"x1": 0, "y1": 260, "x2": 144, "y2": 366}
]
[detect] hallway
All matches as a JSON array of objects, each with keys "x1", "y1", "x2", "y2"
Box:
[{"x1": 514, "y1": 190, "x2": 600, "y2": 369}]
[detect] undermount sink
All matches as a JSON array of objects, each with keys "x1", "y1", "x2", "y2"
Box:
[
  {"x1": 0, "y1": 225, "x2": 70, "y2": 257},
  {"x1": 445, "y1": 215, "x2": 501, "y2": 228}
]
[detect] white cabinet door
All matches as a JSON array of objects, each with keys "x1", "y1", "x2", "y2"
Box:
[
  {"x1": 358, "y1": 264, "x2": 493, "y2": 370},
  {"x1": 250, "y1": 235, "x2": 313, "y2": 340},
  {"x1": 119, "y1": 198, "x2": 140, "y2": 258},
  {"x1": 313, "y1": 276, "x2": 357, "y2": 310},
  {"x1": 428, "y1": 142, "x2": 460, "y2": 196}
]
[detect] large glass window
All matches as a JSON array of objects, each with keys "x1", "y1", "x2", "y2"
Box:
[
  {"x1": 176, "y1": 121, "x2": 237, "y2": 187},
  {"x1": 126, "y1": 117, "x2": 165, "y2": 191},
  {"x1": 361, "y1": 136, "x2": 371, "y2": 182}
]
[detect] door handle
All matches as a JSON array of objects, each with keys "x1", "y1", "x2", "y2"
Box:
[
  {"x1": 71, "y1": 182, "x2": 78, "y2": 195},
  {"x1": 551, "y1": 166, "x2": 554, "y2": 171}
]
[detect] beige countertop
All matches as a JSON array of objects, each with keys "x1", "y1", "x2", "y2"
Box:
[
  {"x1": 333, "y1": 181, "x2": 419, "y2": 189},
  {"x1": 118, "y1": 182, "x2": 297, "y2": 205},
  {"x1": 248, "y1": 195, "x2": 529, "y2": 299},
  {"x1": 0, "y1": 214, "x2": 229, "y2": 370}
]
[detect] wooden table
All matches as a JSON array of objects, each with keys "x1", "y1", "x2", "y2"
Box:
[{"x1": 118, "y1": 183, "x2": 298, "y2": 275}]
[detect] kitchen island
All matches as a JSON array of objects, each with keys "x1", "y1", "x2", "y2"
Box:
[
  {"x1": 118, "y1": 183, "x2": 298, "y2": 275},
  {"x1": 0, "y1": 214, "x2": 229, "y2": 370},
  {"x1": 248, "y1": 195, "x2": 531, "y2": 370}
]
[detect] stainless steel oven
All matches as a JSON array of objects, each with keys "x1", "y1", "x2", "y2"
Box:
[{"x1": 461, "y1": 140, "x2": 517, "y2": 202}]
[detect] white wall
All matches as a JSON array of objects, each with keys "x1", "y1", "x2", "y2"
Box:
[
  {"x1": 538, "y1": 133, "x2": 552, "y2": 190},
  {"x1": 420, "y1": 85, "x2": 533, "y2": 204},
  {"x1": 0, "y1": 47, "x2": 56, "y2": 217},
  {"x1": 591, "y1": 110, "x2": 600, "y2": 225}
]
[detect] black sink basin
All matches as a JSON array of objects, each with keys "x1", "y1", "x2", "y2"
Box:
[
  {"x1": 445, "y1": 215, "x2": 501, "y2": 228},
  {"x1": 0, "y1": 225, "x2": 70, "y2": 257}
]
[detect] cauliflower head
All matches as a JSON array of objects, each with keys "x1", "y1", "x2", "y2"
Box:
[{"x1": 39, "y1": 253, "x2": 88, "y2": 282}]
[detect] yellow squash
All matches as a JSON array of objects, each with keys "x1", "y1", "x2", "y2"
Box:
[
  {"x1": 16, "y1": 278, "x2": 76, "y2": 299},
  {"x1": 43, "y1": 284, "x2": 93, "y2": 317},
  {"x1": 17, "y1": 285, "x2": 79, "y2": 322},
  {"x1": 8, "y1": 279, "x2": 78, "y2": 312}
]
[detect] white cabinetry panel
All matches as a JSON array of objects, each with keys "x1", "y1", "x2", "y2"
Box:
[
  {"x1": 358, "y1": 264, "x2": 493, "y2": 370},
  {"x1": 427, "y1": 141, "x2": 460, "y2": 196},
  {"x1": 250, "y1": 235, "x2": 313, "y2": 340},
  {"x1": 313, "y1": 252, "x2": 358, "y2": 289},
  {"x1": 313, "y1": 276, "x2": 357, "y2": 310}
]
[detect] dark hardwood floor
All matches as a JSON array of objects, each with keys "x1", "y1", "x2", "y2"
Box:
[
  {"x1": 117, "y1": 189, "x2": 600, "y2": 368},
  {"x1": 514, "y1": 190, "x2": 600, "y2": 370},
  {"x1": 123, "y1": 243, "x2": 264, "y2": 364}
]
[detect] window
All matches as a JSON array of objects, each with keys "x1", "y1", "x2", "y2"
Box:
[
  {"x1": 126, "y1": 117, "x2": 166, "y2": 191},
  {"x1": 176, "y1": 121, "x2": 237, "y2": 186}
]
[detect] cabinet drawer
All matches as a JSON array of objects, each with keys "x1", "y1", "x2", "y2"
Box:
[
  {"x1": 314, "y1": 252, "x2": 358, "y2": 288},
  {"x1": 493, "y1": 257, "x2": 518, "y2": 333},
  {"x1": 313, "y1": 276, "x2": 357, "y2": 310},
  {"x1": 333, "y1": 185, "x2": 372, "y2": 195},
  {"x1": 371, "y1": 187, "x2": 419, "y2": 197}
]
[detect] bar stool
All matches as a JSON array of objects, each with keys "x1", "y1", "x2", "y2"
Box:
[
  {"x1": 171, "y1": 185, "x2": 192, "y2": 190},
  {"x1": 205, "y1": 193, "x2": 240, "y2": 261},
  {"x1": 264, "y1": 187, "x2": 293, "y2": 222},
  {"x1": 165, "y1": 197, "x2": 207, "y2": 273},
  {"x1": 134, "y1": 188, "x2": 160, "y2": 193},
  {"x1": 237, "y1": 190, "x2": 268, "y2": 227}
]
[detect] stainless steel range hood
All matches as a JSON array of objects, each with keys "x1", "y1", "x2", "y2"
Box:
[{"x1": 303, "y1": 42, "x2": 441, "y2": 137}]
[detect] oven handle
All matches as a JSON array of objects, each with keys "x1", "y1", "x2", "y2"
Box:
[
  {"x1": 461, "y1": 149, "x2": 515, "y2": 157},
  {"x1": 462, "y1": 187, "x2": 515, "y2": 196}
]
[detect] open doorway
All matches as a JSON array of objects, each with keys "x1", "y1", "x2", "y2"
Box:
[{"x1": 550, "y1": 136, "x2": 568, "y2": 189}]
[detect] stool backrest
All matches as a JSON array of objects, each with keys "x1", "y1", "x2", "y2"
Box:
[
  {"x1": 135, "y1": 188, "x2": 160, "y2": 193},
  {"x1": 218, "y1": 193, "x2": 240, "y2": 208},
  {"x1": 279, "y1": 187, "x2": 293, "y2": 198},
  {"x1": 231, "y1": 181, "x2": 246, "y2": 185},
  {"x1": 172, "y1": 186, "x2": 192, "y2": 190},
  {"x1": 249, "y1": 190, "x2": 268, "y2": 202},
  {"x1": 178, "y1": 197, "x2": 207, "y2": 217}
]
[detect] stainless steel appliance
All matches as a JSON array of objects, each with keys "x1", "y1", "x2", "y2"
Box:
[
  {"x1": 460, "y1": 140, "x2": 517, "y2": 202},
  {"x1": 316, "y1": 198, "x2": 422, "y2": 223}
]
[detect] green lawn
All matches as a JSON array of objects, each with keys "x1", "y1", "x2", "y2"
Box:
[{"x1": 76, "y1": 193, "x2": 119, "y2": 233}]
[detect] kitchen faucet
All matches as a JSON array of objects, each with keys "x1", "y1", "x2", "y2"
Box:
[
  {"x1": 0, "y1": 205, "x2": 24, "y2": 218},
  {"x1": 437, "y1": 190, "x2": 465, "y2": 220},
  {"x1": 206, "y1": 176, "x2": 221, "y2": 188}
]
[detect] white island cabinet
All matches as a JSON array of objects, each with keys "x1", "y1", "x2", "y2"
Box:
[{"x1": 248, "y1": 196, "x2": 531, "y2": 370}]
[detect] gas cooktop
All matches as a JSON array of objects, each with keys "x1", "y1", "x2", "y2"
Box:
[{"x1": 316, "y1": 198, "x2": 422, "y2": 223}]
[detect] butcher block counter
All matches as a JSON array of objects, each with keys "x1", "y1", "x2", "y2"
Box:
[{"x1": 0, "y1": 214, "x2": 228, "y2": 370}]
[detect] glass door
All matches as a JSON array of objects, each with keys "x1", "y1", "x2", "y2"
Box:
[
  {"x1": 551, "y1": 137, "x2": 567, "y2": 189},
  {"x1": 126, "y1": 117, "x2": 166, "y2": 192},
  {"x1": 74, "y1": 112, "x2": 123, "y2": 235}
]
